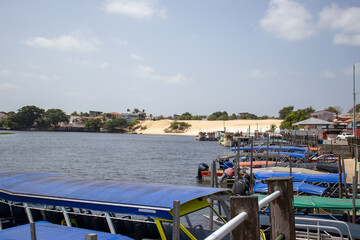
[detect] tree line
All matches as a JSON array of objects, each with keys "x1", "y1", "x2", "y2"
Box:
[{"x1": 0, "y1": 105, "x2": 139, "y2": 132}]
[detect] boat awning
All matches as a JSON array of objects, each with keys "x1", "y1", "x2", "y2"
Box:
[
  {"x1": 254, "y1": 182, "x2": 326, "y2": 195},
  {"x1": 0, "y1": 170, "x2": 230, "y2": 219},
  {"x1": 254, "y1": 172, "x2": 344, "y2": 183},
  {"x1": 0, "y1": 221, "x2": 133, "y2": 240},
  {"x1": 231, "y1": 146, "x2": 308, "y2": 153},
  {"x1": 256, "y1": 194, "x2": 360, "y2": 211}
]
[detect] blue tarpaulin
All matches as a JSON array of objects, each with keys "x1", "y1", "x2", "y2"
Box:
[
  {"x1": 0, "y1": 221, "x2": 133, "y2": 240},
  {"x1": 254, "y1": 172, "x2": 344, "y2": 183},
  {"x1": 231, "y1": 146, "x2": 308, "y2": 153},
  {"x1": 0, "y1": 170, "x2": 230, "y2": 219},
  {"x1": 254, "y1": 182, "x2": 327, "y2": 195}
]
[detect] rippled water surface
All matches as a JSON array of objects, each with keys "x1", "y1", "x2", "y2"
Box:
[{"x1": 0, "y1": 131, "x2": 231, "y2": 186}]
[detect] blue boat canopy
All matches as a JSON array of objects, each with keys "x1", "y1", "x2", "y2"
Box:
[
  {"x1": 254, "y1": 182, "x2": 326, "y2": 195},
  {"x1": 0, "y1": 221, "x2": 132, "y2": 240},
  {"x1": 0, "y1": 170, "x2": 230, "y2": 219},
  {"x1": 254, "y1": 172, "x2": 344, "y2": 183},
  {"x1": 231, "y1": 146, "x2": 308, "y2": 153}
]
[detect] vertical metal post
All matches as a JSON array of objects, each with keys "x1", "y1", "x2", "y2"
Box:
[
  {"x1": 342, "y1": 152, "x2": 349, "y2": 198},
  {"x1": 105, "y1": 212, "x2": 116, "y2": 234},
  {"x1": 24, "y1": 203, "x2": 34, "y2": 223},
  {"x1": 172, "y1": 200, "x2": 180, "y2": 240},
  {"x1": 250, "y1": 138, "x2": 254, "y2": 194},
  {"x1": 266, "y1": 136, "x2": 269, "y2": 167},
  {"x1": 265, "y1": 177, "x2": 295, "y2": 240},
  {"x1": 236, "y1": 139, "x2": 240, "y2": 181},
  {"x1": 230, "y1": 196, "x2": 259, "y2": 240},
  {"x1": 352, "y1": 173, "x2": 358, "y2": 224},
  {"x1": 30, "y1": 222, "x2": 37, "y2": 240},
  {"x1": 338, "y1": 155, "x2": 343, "y2": 198},
  {"x1": 353, "y1": 64, "x2": 356, "y2": 138},
  {"x1": 211, "y1": 161, "x2": 216, "y2": 188},
  {"x1": 62, "y1": 207, "x2": 71, "y2": 227}
]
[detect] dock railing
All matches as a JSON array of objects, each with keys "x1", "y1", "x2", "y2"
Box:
[{"x1": 205, "y1": 177, "x2": 295, "y2": 240}]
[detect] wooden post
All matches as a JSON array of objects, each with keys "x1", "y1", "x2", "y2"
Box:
[
  {"x1": 230, "y1": 196, "x2": 259, "y2": 240},
  {"x1": 30, "y1": 222, "x2": 36, "y2": 240},
  {"x1": 172, "y1": 200, "x2": 180, "y2": 240},
  {"x1": 211, "y1": 161, "x2": 216, "y2": 188},
  {"x1": 85, "y1": 234, "x2": 97, "y2": 240},
  {"x1": 265, "y1": 177, "x2": 295, "y2": 240}
]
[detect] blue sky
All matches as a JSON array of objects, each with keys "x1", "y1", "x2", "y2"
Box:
[{"x1": 1, "y1": 0, "x2": 360, "y2": 117}]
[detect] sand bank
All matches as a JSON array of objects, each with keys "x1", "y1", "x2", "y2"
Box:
[{"x1": 135, "y1": 119, "x2": 283, "y2": 136}]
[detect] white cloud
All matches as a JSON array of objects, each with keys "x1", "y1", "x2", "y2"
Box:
[
  {"x1": 131, "y1": 53, "x2": 143, "y2": 61},
  {"x1": 249, "y1": 69, "x2": 278, "y2": 78},
  {"x1": 322, "y1": 70, "x2": 335, "y2": 78},
  {"x1": 134, "y1": 65, "x2": 187, "y2": 84},
  {"x1": 22, "y1": 32, "x2": 101, "y2": 52},
  {"x1": 21, "y1": 72, "x2": 60, "y2": 81},
  {"x1": 260, "y1": 0, "x2": 315, "y2": 41},
  {"x1": 0, "y1": 69, "x2": 12, "y2": 77},
  {"x1": 0, "y1": 83, "x2": 17, "y2": 90},
  {"x1": 62, "y1": 58, "x2": 91, "y2": 65},
  {"x1": 319, "y1": 4, "x2": 360, "y2": 46},
  {"x1": 100, "y1": 62, "x2": 110, "y2": 69},
  {"x1": 103, "y1": 0, "x2": 167, "y2": 19}
]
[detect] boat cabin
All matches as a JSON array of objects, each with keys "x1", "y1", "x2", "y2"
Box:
[{"x1": 0, "y1": 170, "x2": 231, "y2": 240}]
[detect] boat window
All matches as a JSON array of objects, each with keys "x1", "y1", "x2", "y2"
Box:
[
  {"x1": 180, "y1": 206, "x2": 229, "y2": 240},
  {"x1": 160, "y1": 221, "x2": 191, "y2": 240}
]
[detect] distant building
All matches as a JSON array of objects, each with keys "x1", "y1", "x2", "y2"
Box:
[
  {"x1": 310, "y1": 110, "x2": 336, "y2": 122},
  {"x1": 238, "y1": 112, "x2": 249, "y2": 119},
  {"x1": 110, "y1": 112, "x2": 122, "y2": 118},
  {"x1": 89, "y1": 111, "x2": 103, "y2": 117},
  {"x1": 0, "y1": 113, "x2": 6, "y2": 119},
  {"x1": 122, "y1": 112, "x2": 146, "y2": 120}
]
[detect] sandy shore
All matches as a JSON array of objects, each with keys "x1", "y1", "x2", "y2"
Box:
[{"x1": 135, "y1": 119, "x2": 283, "y2": 136}]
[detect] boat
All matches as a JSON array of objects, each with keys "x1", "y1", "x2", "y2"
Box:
[{"x1": 0, "y1": 170, "x2": 232, "y2": 240}]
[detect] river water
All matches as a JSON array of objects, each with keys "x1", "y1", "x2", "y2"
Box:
[{"x1": 0, "y1": 131, "x2": 231, "y2": 186}]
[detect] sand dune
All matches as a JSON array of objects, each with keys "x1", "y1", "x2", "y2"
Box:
[{"x1": 136, "y1": 119, "x2": 283, "y2": 136}]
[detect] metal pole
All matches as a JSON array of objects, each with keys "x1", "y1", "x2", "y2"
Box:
[
  {"x1": 236, "y1": 139, "x2": 240, "y2": 181},
  {"x1": 62, "y1": 207, "x2": 72, "y2": 227},
  {"x1": 266, "y1": 136, "x2": 269, "y2": 167},
  {"x1": 105, "y1": 212, "x2": 116, "y2": 234},
  {"x1": 341, "y1": 152, "x2": 349, "y2": 198},
  {"x1": 250, "y1": 137, "x2": 254, "y2": 194},
  {"x1": 337, "y1": 155, "x2": 343, "y2": 199},
  {"x1": 30, "y1": 222, "x2": 37, "y2": 240},
  {"x1": 352, "y1": 173, "x2": 358, "y2": 224},
  {"x1": 353, "y1": 64, "x2": 356, "y2": 138},
  {"x1": 24, "y1": 203, "x2": 34, "y2": 224},
  {"x1": 172, "y1": 200, "x2": 180, "y2": 240}
]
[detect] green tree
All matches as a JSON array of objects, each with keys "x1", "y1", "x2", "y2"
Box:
[
  {"x1": 280, "y1": 110, "x2": 307, "y2": 129},
  {"x1": 71, "y1": 111, "x2": 78, "y2": 116},
  {"x1": 45, "y1": 109, "x2": 68, "y2": 127},
  {"x1": 325, "y1": 106, "x2": 342, "y2": 115},
  {"x1": 239, "y1": 113, "x2": 258, "y2": 119},
  {"x1": 208, "y1": 111, "x2": 228, "y2": 121},
  {"x1": 133, "y1": 108, "x2": 140, "y2": 113},
  {"x1": 347, "y1": 104, "x2": 360, "y2": 114},
  {"x1": 4, "y1": 113, "x2": 20, "y2": 130},
  {"x1": 17, "y1": 105, "x2": 45, "y2": 128},
  {"x1": 85, "y1": 118, "x2": 103, "y2": 132},
  {"x1": 302, "y1": 106, "x2": 315, "y2": 116},
  {"x1": 191, "y1": 115, "x2": 203, "y2": 120},
  {"x1": 177, "y1": 112, "x2": 192, "y2": 120},
  {"x1": 278, "y1": 106, "x2": 294, "y2": 119},
  {"x1": 228, "y1": 113, "x2": 237, "y2": 120},
  {"x1": 104, "y1": 118, "x2": 127, "y2": 132}
]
